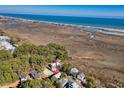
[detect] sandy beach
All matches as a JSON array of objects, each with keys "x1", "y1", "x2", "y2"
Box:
[{"x1": 0, "y1": 16, "x2": 124, "y2": 87}]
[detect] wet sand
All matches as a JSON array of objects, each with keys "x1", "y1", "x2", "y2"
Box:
[{"x1": 0, "y1": 16, "x2": 124, "y2": 87}]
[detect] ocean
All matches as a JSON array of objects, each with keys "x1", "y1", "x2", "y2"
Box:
[{"x1": 0, "y1": 13, "x2": 124, "y2": 30}]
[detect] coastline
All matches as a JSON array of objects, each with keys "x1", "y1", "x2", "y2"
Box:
[
  {"x1": 0, "y1": 14, "x2": 124, "y2": 87},
  {"x1": 0, "y1": 15, "x2": 124, "y2": 37}
]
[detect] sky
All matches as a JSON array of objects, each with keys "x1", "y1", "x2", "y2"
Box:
[{"x1": 0, "y1": 5, "x2": 124, "y2": 18}]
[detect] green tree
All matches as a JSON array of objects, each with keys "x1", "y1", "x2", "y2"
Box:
[
  {"x1": 62, "y1": 63, "x2": 73, "y2": 74},
  {"x1": 0, "y1": 43, "x2": 69, "y2": 86},
  {"x1": 45, "y1": 54, "x2": 56, "y2": 63},
  {"x1": 50, "y1": 76, "x2": 57, "y2": 84},
  {"x1": 0, "y1": 61, "x2": 18, "y2": 84},
  {"x1": 85, "y1": 76, "x2": 96, "y2": 88},
  {"x1": 33, "y1": 65, "x2": 43, "y2": 73},
  {"x1": 0, "y1": 50, "x2": 12, "y2": 62},
  {"x1": 41, "y1": 79, "x2": 55, "y2": 88},
  {"x1": 13, "y1": 56, "x2": 30, "y2": 75},
  {"x1": 20, "y1": 80, "x2": 42, "y2": 88},
  {"x1": 0, "y1": 54, "x2": 30, "y2": 85},
  {"x1": 13, "y1": 43, "x2": 68, "y2": 60},
  {"x1": 61, "y1": 72, "x2": 67, "y2": 78},
  {"x1": 10, "y1": 60, "x2": 20, "y2": 73},
  {"x1": 29, "y1": 55, "x2": 46, "y2": 66},
  {"x1": 0, "y1": 75, "x2": 5, "y2": 84},
  {"x1": 37, "y1": 45, "x2": 51, "y2": 56},
  {"x1": 4, "y1": 73, "x2": 13, "y2": 83},
  {"x1": 13, "y1": 44, "x2": 38, "y2": 57},
  {"x1": 47, "y1": 43, "x2": 68, "y2": 60}
]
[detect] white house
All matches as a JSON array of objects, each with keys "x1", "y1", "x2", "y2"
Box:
[
  {"x1": 0, "y1": 36, "x2": 15, "y2": 52},
  {"x1": 20, "y1": 76, "x2": 28, "y2": 82}
]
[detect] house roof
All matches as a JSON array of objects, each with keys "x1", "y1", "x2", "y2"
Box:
[
  {"x1": 77, "y1": 72, "x2": 85, "y2": 81},
  {"x1": 53, "y1": 72, "x2": 61, "y2": 79},
  {"x1": 43, "y1": 68, "x2": 53, "y2": 77},
  {"x1": 64, "y1": 81, "x2": 81, "y2": 88},
  {"x1": 20, "y1": 76, "x2": 28, "y2": 82},
  {"x1": 30, "y1": 71, "x2": 38, "y2": 78},
  {"x1": 0, "y1": 36, "x2": 15, "y2": 52},
  {"x1": 49, "y1": 62, "x2": 61, "y2": 68},
  {"x1": 69, "y1": 68, "x2": 79, "y2": 75}
]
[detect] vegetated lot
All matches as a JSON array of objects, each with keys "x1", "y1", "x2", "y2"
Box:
[
  {"x1": 0, "y1": 43, "x2": 66, "y2": 87},
  {"x1": 0, "y1": 42, "x2": 96, "y2": 88}
]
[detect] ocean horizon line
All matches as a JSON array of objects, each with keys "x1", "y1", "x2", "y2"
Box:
[
  {"x1": 0, "y1": 14, "x2": 124, "y2": 37},
  {"x1": 0, "y1": 13, "x2": 124, "y2": 20}
]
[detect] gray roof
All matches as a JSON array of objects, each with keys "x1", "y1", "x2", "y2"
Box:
[
  {"x1": 69, "y1": 68, "x2": 79, "y2": 76},
  {"x1": 64, "y1": 81, "x2": 81, "y2": 88},
  {"x1": 30, "y1": 71, "x2": 38, "y2": 78},
  {"x1": 77, "y1": 72, "x2": 85, "y2": 81}
]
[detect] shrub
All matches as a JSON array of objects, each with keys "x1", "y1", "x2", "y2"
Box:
[
  {"x1": 85, "y1": 76, "x2": 96, "y2": 88},
  {"x1": 9, "y1": 37, "x2": 21, "y2": 45},
  {"x1": 61, "y1": 72, "x2": 67, "y2": 78}
]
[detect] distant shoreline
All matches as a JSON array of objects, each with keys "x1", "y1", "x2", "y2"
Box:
[{"x1": 0, "y1": 15, "x2": 124, "y2": 37}]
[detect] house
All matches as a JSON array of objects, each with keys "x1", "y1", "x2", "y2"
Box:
[
  {"x1": 77, "y1": 72, "x2": 85, "y2": 82},
  {"x1": 64, "y1": 81, "x2": 81, "y2": 88},
  {"x1": 20, "y1": 76, "x2": 28, "y2": 82},
  {"x1": 81, "y1": 79, "x2": 88, "y2": 85},
  {"x1": 49, "y1": 62, "x2": 61, "y2": 72},
  {"x1": 52, "y1": 72, "x2": 61, "y2": 79},
  {"x1": 0, "y1": 36, "x2": 15, "y2": 52},
  {"x1": 43, "y1": 68, "x2": 54, "y2": 78},
  {"x1": 56, "y1": 78, "x2": 68, "y2": 87},
  {"x1": 69, "y1": 68, "x2": 79, "y2": 76},
  {"x1": 29, "y1": 70, "x2": 38, "y2": 79},
  {"x1": 49, "y1": 62, "x2": 61, "y2": 68}
]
